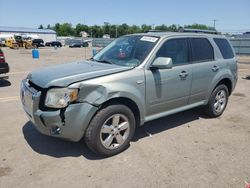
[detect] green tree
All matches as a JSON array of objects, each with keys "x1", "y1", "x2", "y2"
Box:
[
  {"x1": 155, "y1": 24, "x2": 169, "y2": 31},
  {"x1": 49, "y1": 22, "x2": 217, "y2": 37},
  {"x1": 75, "y1": 24, "x2": 89, "y2": 37},
  {"x1": 103, "y1": 24, "x2": 110, "y2": 35},
  {"x1": 141, "y1": 24, "x2": 152, "y2": 33},
  {"x1": 184, "y1": 23, "x2": 215, "y2": 31},
  {"x1": 38, "y1": 25, "x2": 44, "y2": 29},
  {"x1": 59, "y1": 23, "x2": 75, "y2": 36},
  {"x1": 110, "y1": 25, "x2": 118, "y2": 38},
  {"x1": 128, "y1": 25, "x2": 141, "y2": 34},
  {"x1": 91, "y1": 25, "x2": 103, "y2": 38},
  {"x1": 53, "y1": 23, "x2": 61, "y2": 35},
  {"x1": 117, "y1": 24, "x2": 129, "y2": 36},
  {"x1": 168, "y1": 24, "x2": 178, "y2": 32}
]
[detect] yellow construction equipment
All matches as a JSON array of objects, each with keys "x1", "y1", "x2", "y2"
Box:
[{"x1": 5, "y1": 35, "x2": 33, "y2": 49}]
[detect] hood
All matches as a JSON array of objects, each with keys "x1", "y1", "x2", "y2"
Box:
[{"x1": 28, "y1": 61, "x2": 132, "y2": 88}]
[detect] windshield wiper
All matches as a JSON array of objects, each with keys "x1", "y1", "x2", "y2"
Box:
[{"x1": 95, "y1": 59, "x2": 113, "y2": 65}]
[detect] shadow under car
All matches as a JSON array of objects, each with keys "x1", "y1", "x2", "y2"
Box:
[{"x1": 22, "y1": 107, "x2": 205, "y2": 159}]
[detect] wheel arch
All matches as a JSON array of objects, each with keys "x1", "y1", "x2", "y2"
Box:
[
  {"x1": 215, "y1": 78, "x2": 232, "y2": 95},
  {"x1": 99, "y1": 97, "x2": 142, "y2": 127},
  {"x1": 205, "y1": 76, "x2": 233, "y2": 105}
]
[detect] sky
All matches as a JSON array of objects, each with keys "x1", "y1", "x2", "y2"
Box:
[{"x1": 0, "y1": 0, "x2": 249, "y2": 33}]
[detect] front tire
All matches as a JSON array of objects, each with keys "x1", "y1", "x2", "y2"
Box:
[
  {"x1": 204, "y1": 84, "x2": 229, "y2": 118},
  {"x1": 85, "y1": 104, "x2": 136, "y2": 157}
]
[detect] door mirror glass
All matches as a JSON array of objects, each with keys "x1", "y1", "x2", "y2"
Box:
[{"x1": 151, "y1": 57, "x2": 173, "y2": 69}]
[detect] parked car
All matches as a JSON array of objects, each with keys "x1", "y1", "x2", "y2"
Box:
[
  {"x1": 32, "y1": 39, "x2": 44, "y2": 48},
  {"x1": 0, "y1": 38, "x2": 6, "y2": 47},
  {"x1": 69, "y1": 43, "x2": 82, "y2": 48},
  {"x1": 69, "y1": 42, "x2": 89, "y2": 48},
  {"x1": 82, "y1": 41, "x2": 89, "y2": 47},
  {"x1": 45, "y1": 41, "x2": 62, "y2": 47},
  {"x1": 21, "y1": 31, "x2": 238, "y2": 156},
  {"x1": 0, "y1": 48, "x2": 9, "y2": 75}
]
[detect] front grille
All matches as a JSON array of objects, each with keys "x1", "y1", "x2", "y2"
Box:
[
  {"x1": 28, "y1": 80, "x2": 48, "y2": 111},
  {"x1": 28, "y1": 81, "x2": 58, "y2": 111},
  {"x1": 28, "y1": 80, "x2": 44, "y2": 92}
]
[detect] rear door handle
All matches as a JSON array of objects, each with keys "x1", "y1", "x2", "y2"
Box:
[
  {"x1": 212, "y1": 65, "x2": 219, "y2": 72},
  {"x1": 179, "y1": 71, "x2": 189, "y2": 79}
]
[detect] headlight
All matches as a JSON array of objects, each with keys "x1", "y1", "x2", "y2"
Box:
[{"x1": 45, "y1": 88, "x2": 78, "y2": 108}]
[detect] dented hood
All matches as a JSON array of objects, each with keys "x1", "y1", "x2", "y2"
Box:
[{"x1": 28, "y1": 61, "x2": 132, "y2": 88}]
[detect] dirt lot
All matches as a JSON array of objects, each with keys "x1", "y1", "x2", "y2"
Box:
[{"x1": 0, "y1": 47, "x2": 250, "y2": 188}]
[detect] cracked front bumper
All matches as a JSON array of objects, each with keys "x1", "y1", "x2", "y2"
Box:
[{"x1": 20, "y1": 80, "x2": 98, "y2": 142}]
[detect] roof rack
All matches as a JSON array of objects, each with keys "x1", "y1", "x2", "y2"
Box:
[
  {"x1": 147, "y1": 29, "x2": 219, "y2": 35},
  {"x1": 147, "y1": 30, "x2": 166, "y2": 33},
  {"x1": 180, "y1": 28, "x2": 219, "y2": 34}
]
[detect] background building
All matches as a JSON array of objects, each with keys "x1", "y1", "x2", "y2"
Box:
[{"x1": 0, "y1": 26, "x2": 57, "y2": 42}]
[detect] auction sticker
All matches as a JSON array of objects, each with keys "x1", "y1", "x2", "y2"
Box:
[{"x1": 140, "y1": 36, "x2": 158, "y2": 43}]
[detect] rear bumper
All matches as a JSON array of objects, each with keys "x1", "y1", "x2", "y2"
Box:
[
  {"x1": 20, "y1": 80, "x2": 98, "y2": 142},
  {"x1": 0, "y1": 62, "x2": 9, "y2": 74}
]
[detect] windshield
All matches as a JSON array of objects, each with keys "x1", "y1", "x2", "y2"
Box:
[{"x1": 93, "y1": 35, "x2": 159, "y2": 67}]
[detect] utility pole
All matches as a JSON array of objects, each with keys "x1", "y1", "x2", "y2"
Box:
[
  {"x1": 116, "y1": 25, "x2": 118, "y2": 38},
  {"x1": 104, "y1": 22, "x2": 111, "y2": 36},
  {"x1": 212, "y1": 19, "x2": 217, "y2": 30}
]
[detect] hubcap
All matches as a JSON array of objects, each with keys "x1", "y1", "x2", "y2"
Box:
[
  {"x1": 100, "y1": 114, "x2": 130, "y2": 150},
  {"x1": 214, "y1": 90, "x2": 227, "y2": 113}
]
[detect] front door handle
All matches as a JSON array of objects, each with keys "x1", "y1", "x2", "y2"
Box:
[
  {"x1": 179, "y1": 71, "x2": 189, "y2": 79},
  {"x1": 212, "y1": 65, "x2": 219, "y2": 72}
]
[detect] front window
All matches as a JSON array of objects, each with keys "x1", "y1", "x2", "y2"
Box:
[
  {"x1": 93, "y1": 35, "x2": 159, "y2": 67},
  {"x1": 156, "y1": 38, "x2": 190, "y2": 65}
]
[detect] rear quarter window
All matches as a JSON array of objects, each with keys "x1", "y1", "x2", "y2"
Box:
[
  {"x1": 190, "y1": 38, "x2": 214, "y2": 62},
  {"x1": 213, "y1": 38, "x2": 234, "y2": 59}
]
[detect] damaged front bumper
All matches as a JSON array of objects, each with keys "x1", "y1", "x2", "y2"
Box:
[{"x1": 20, "y1": 80, "x2": 98, "y2": 142}]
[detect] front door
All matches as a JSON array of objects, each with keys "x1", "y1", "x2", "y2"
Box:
[{"x1": 145, "y1": 38, "x2": 192, "y2": 117}]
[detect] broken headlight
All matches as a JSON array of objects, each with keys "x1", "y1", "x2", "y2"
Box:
[{"x1": 45, "y1": 88, "x2": 78, "y2": 108}]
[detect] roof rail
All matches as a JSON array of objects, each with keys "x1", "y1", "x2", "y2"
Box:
[
  {"x1": 147, "y1": 30, "x2": 166, "y2": 33},
  {"x1": 180, "y1": 28, "x2": 219, "y2": 34}
]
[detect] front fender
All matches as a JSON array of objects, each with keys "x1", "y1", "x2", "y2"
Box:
[{"x1": 74, "y1": 82, "x2": 146, "y2": 125}]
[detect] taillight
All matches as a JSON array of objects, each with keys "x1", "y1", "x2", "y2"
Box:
[{"x1": 0, "y1": 53, "x2": 5, "y2": 62}]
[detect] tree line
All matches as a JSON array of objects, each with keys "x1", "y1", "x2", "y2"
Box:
[{"x1": 38, "y1": 23, "x2": 215, "y2": 38}]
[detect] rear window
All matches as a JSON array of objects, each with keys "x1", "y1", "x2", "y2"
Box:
[
  {"x1": 214, "y1": 38, "x2": 234, "y2": 59},
  {"x1": 191, "y1": 38, "x2": 214, "y2": 62}
]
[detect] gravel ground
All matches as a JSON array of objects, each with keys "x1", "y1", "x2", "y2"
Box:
[{"x1": 0, "y1": 47, "x2": 250, "y2": 188}]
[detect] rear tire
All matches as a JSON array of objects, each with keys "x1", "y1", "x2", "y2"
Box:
[
  {"x1": 12, "y1": 44, "x2": 19, "y2": 49},
  {"x1": 204, "y1": 84, "x2": 229, "y2": 118},
  {"x1": 25, "y1": 43, "x2": 32, "y2": 49},
  {"x1": 85, "y1": 104, "x2": 136, "y2": 157}
]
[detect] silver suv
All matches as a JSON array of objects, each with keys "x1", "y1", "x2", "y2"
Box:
[{"x1": 21, "y1": 32, "x2": 238, "y2": 156}]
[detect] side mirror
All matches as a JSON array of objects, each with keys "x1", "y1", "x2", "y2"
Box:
[{"x1": 151, "y1": 57, "x2": 173, "y2": 69}]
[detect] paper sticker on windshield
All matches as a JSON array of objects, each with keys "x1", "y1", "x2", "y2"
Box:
[{"x1": 140, "y1": 36, "x2": 158, "y2": 43}]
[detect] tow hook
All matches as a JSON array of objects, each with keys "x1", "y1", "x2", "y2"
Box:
[{"x1": 51, "y1": 126, "x2": 61, "y2": 135}]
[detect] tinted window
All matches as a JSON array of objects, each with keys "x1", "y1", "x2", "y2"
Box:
[
  {"x1": 191, "y1": 38, "x2": 214, "y2": 62},
  {"x1": 156, "y1": 38, "x2": 189, "y2": 65},
  {"x1": 214, "y1": 38, "x2": 234, "y2": 59}
]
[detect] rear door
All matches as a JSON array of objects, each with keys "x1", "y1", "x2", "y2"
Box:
[{"x1": 189, "y1": 38, "x2": 216, "y2": 104}]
